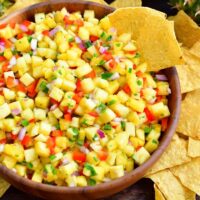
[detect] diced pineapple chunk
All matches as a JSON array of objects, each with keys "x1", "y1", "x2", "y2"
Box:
[
  {"x1": 9, "y1": 101, "x2": 22, "y2": 114},
  {"x1": 157, "y1": 82, "x2": 170, "y2": 95},
  {"x1": 115, "y1": 132, "x2": 129, "y2": 149},
  {"x1": 24, "y1": 148, "x2": 37, "y2": 162},
  {"x1": 94, "y1": 88, "x2": 108, "y2": 103},
  {"x1": 99, "y1": 108, "x2": 116, "y2": 124},
  {"x1": 2, "y1": 155, "x2": 16, "y2": 169},
  {"x1": 117, "y1": 90, "x2": 129, "y2": 103},
  {"x1": 80, "y1": 98, "x2": 96, "y2": 112},
  {"x1": 21, "y1": 108, "x2": 34, "y2": 121},
  {"x1": 99, "y1": 17, "x2": 111, "y2": 30},
  {"x1": 0, "y1": 103, "x2": 11, "y2": 119},
  {"x1": 133, "y1": 147, "x2": 150, "y2": 165},
  {"x1": 4, "y1": 143, "x2": 24, "y2": 162},
  {"x1": 130, "y1": 136, "x2": 145, "y2": 149},
  {"x1": 35, "y1": 141, "x2": 50, "y2": 157},
  {"x1": 16, "y1": 164, "x2": 26, "y2": 177},
  {"x1": 81, "y1": 78, "x2": 95, "y2": 93},
  {"x1": 126, "y1": 98, "x2": 145, "y2": 113},
  {"x1": 3, "y1": 88, "x2": 16, "y2": 100},
  {"x1": 34, "y1": 108, "x2": 46, "y2": 120},
  {"x1": 78, "y1": 27, "x2": 90, "y2": 40},
  {"x1": 35, "y1": 95, "x2": 50, "y2": 109},
  {"x1": 35, "y1": 13, "x2": 45, "y2": 23},
  {"x1": 39, "y1": 121, "x2": 52, "y2": 136},
  {"x1": 110, "y1": 103, "x2": 130, "y2": 117},
  {"x1": 127, "y1": 112, "x2": 140, "y2": 125},
  {"x1": 148, "y1": 102, "x2": 170, "y2": 118},
  {"x1": 56, "y1": 137, "x2": 69, "y2": 149},
  {"x1": 76, "y1": 63, "x2": 92, "y2": 78},
  {"x1": 20, "y1": 73, "x2": 34, "y2": 86},
  {"x1": 62, "y1": 80, "x2": 76, "y2": 92},
  {"x1": 106, "y1": 80, "x2": 119, "y2": 94},
  {"x1": 125, "y1": 159, "x2": 134, "y2": 172},
  {"x1": 76, "y1": 176, "x2": 87, "y2": 187},
  {"x1": 93, "y1": 166, "x2": 104, "y2": 181},
  {"x1": 32, "y1": 170, "x2": 43, "y2": 183},
  {"x1": 84, "y1": 10, "x2": 95, "y2": 20},
  {"x1": 118, "y1": 33, "x2": 131, "y2": 43},
  {"x1": 52, "y1": 107, "x2": 63, "y2": 118},
  {"x1": 86, "y1": 151, "x2": 100, "y2": 165},
  {"x1": 15, "y1": 37, "x2": 30, "y2": 52},
  {"x1": 109, "y1": 165, "x2": 124, "y2": 179},
  {"x1": 49, "y1": 87, "x2": 64, "y2": 102},
  {"x1": 3, "y1": 118, "x2": 16, "y2": 132},
  {"x1": 59, "y1": 161, "x2": 78, "y2": 176},
  {"x1": 125, "y1": 122, "x2": 135, "y2": 136},
  {"x1": 144, "y1": 139, "x2": 159, "y2": 153},
  {"x1": 85, "y1": 127, "x2": 98, "y2": 141}
]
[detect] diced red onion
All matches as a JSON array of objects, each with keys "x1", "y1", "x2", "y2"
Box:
[
  {"x1": 53, "y1": 66, "x2": 58, "y2": 71},
  {"x1": 20, "y1": 24, "x2": 28, "y2": 32},
  {"x1": 49, "y1": 28, "x2": 59, "y2": 37},
  {"x1": 109, "y1": 27, "x2": 116, "y2": 33},
  {"x1": 18, "y1": 127, "x2": 26, "y2": 141},
  {"x1": 10, "y1": 37, "x2": 17, "y2": 43},
  {"x1": 51, "y1": 126, "x2": 56, "y2": 131},
  {"x1": 79, "y1": 43, "x2": 86, "y2": 51},
  {"x1": 109, "y1": 72, "x2": 120, "y2": 81},
  {"x1": 114, "y1": 56, "x2": 121, "y2": 63},
  {"x1": 149, "y1": 98, "x2": 156, "y2": 104},
  {"x1": 97, "y1": 129, "x2": 105, "y2": 138},
  {"x1": 71, "y1": 171, "x2": 79, "y2": 176},
  {"x1": 0, "y1": 41, "x2": 5, "y2": 46},
  {"x1": 9, "y1": 56, "x2": 16, "y2": 66},
  {"x1": 31, "y1": 39, "x2": 38, "y2": 50},
  {"x1": 62, "y1": 158, "x2": 70, "y2": 165},
  {"x1": 11, "y1": 109, "x2": 21, "y2": 116},
  {"x1": 80, "y1": 146, "x2": 89, "y2": 154},
  {"x1": 0, "y1": 144, "x2": 5, "y2": 153},
  {"x1": 155, "y1": 74, "x2": 168, "y2": 81},
  {"x1": 168, "y1": 88, "x2": 171, "y2": 94},
  {"x1": 50, "y1": 104, "x2": 57, "y2": 111},
  {"x1": 113, "y1": 117, "x2": 123, "y2": 122},
  {"x1": 75, "y1": 36, "x2": 82, "y2": 44},
  {"x1": 99, "y1": 46, "x2": 108, "y2": 54},
  {"x1": 94, "y1": 124, "x2": 100, "y2": 129}
]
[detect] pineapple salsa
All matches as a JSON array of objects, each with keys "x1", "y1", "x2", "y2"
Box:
[{"x1": 0, "y1": 8, "x2": 170, "y2": 187}]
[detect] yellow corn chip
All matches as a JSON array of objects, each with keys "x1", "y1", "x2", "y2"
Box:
[
  {"x1": 145, "y1": 134, "x2": 191, "y2": 176},
  {"x1": 173, "y1": 10, "x2": 200, "y2": 48},
  {"x1": 190, "y1": 40, "x2": 200, "y2": 58},
  {"x1": 154, "y1": 184, "x2": 166, "y2": 200},
  {"x1": 177, "y1": 89, "x2": 200, "y2": 139},
  {"x1": 110, "y1": 0, "x2": 142, "y2": 8},
  {"x1": 176, "y1": 48, "x2": 200, "y2": 93},
  {"x1": 108, "y1": 7, "x2": 183, "y2": 71},
  {"x1": 188, "y1": 137, "x2": 200, "y2": 158},
  {"x1": 148, "y1": 169, "x2": 196, "y2": 200},
  {"x1": 0, "y1": 177, "x2": 10, "y2": 198},
  {"x1": 171, "y1": 157, "x2": 200, "y2": 195}
]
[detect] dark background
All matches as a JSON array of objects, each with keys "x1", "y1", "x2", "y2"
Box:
[{"x1": 1, "y1": 0, "x2": 199, "y2": 200}]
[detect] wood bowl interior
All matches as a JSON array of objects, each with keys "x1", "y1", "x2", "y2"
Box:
[{"x1": 0, "y1": 1, "x2": 181, "y2": 199}]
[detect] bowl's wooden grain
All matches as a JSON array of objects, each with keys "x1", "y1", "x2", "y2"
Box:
[{"x1": 0, "y1": 1, "x2": 181, "y2": 199}]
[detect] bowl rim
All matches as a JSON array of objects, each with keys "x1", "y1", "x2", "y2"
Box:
[{"x1": 0, "y1": 0, "x2": 181, "y2": 195}]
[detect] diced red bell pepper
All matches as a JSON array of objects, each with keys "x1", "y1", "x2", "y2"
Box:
[
  {"x1": 136, "y1": 146, "x2": 142, "y2": 151},
  {"x1": 9, "y1": 22, "x2": 16, "y2": 29},
  {"x1": 73, "y1": 150, "x2": 86, "y2": 163},
  {"x1": 84, "y1": 70, "x2": 96, "y2": 79},
  {"x1": 75, "y1": 79, "x2": 82, "y2": 92},
  {"x1": 132, "y1": 64, "x2": 137, "y2": 69},
  {"x1": 136, "y1": 71, "x2": 143, "y2": 78},
  {"x1": 27, "y1": 80, "x2": 37, "y2": 93},
  {"x1": 89, "y1": 111, "x2": 99, "y2": 118},
  {"x1": 17, "y1": 33, "x2": 24, "y2": 39},
  {"x1": 0, "y1": 23, "x2": 7, "y2": 29},
  {"x1": 0, "y1": 79, "x2": 5, "y2": 87},
  {"x1": 17, "y1": 82, "x2": 26, "y2": 93},
  {"x1": 74, "y1": 19, "x2": 84, "y2": 27},
  {"x1": 22, "y1": 20, "x2": 31, "y2": 27},
  {"x1": 64, "y1": 113, "x2": 72, "y2": 121},
  {"x1": 50, "y1": 98, "x2": 59, "y2": 105},
  {"x1": 98, "y1": 150, "x2": 108, "y2": 161},
  {"x1": 4, "y1": 39, "x2": 12, "y2": 48},
  {"x1": 90, "y1": 35, "x2": 99, "y2": 42},
  {"x1": 0, "y1": 56, "x2": 6, "y2": 62},
  {"x1": 42, "y1": 30, "x2": 50, "y2": 36},
  {"x1": 144, "y1": 108, "x2": 156, "y2": 122},
  {"x1": 109, "y1": 59, "x2": 116, "y2": 68},
  {"x1": 47, "y1": 137, "x2": 56, "y2": 154},
  {"x1": 29, "y1": 118, "x2": 35, "y2": 123},
  {"x1": 126, "y1": 50, "x2": 136, "y2": 55},
  {"x1": 26, "y1": 30, "x2": 34, "y2": 35},
  {"x1": 51, "y1": 130, "x2": 63, "y2": 137},
  {"x1": 161, "y1": 117, "x2": 168, "y2": 132},
  {"x1": 6, "y1": 76, "x2": 16, "y2": 88},
  {"x1": 73, "y1": 92, "x2": 83, "y2": 104},
  {"x1": 64, "y1": 16, "x2": 74, "y2": 25},
  {"x1": 0, "y1": 138, "x2": 6, "y2": 144},
  {"x1": 11, "y1": 133, "x2": 17, "y2": 140},
  {"x1": 27, "y1": 91, "x2": 37, "y2": 98},
  {"x1": 21, "y1": 135, "x2": 31, "y2": 147},
  {"x1": 2, "y1": 62, "x2": 9, "y2": 72},
  {"x1": 84, "y1": 141, "x2": 90, "y2": 148},
  {"x1": 143, "y1": 77, "x2": 148, "y2": 88},
  {"x1": 122, "y1": 84, "x2": 131, "y2": 95},
  {"x1": 103, "y1": 52, "x2": 112, "y2": 61}
]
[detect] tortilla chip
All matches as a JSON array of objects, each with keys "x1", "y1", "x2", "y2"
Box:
[
  {"x1": 176, "y1": 89, "x2": 200, "y2": 139},
  {"x1": 176, "y1": 48, "x2": 200, "y2": 93},
  {"x1": 148, "y1": 170, "x2": 196, "y2": 200},
  {"x1": 154, "y1": 184, "x2": 166, "y2": 200},
  {"x1": 0, "y1": 177, "x2": 10, "y2": 198},
  {"x1": 173, "y1": 10, "x2": 200, "y2": 48},
  {"x1": 171, "y1": 158, "x2": 200, "y2": 195},
  {"x1": 190, "y1": 40, "x2": 200, "y2": 58},
  {"x1": 145, "y1": 134, "x2": 191, "y2": 176},
  {"x1": 188, "y1": 137, "x2": 200, "y2": 158},
  {"x1": 108, "y1": 7, "x2": 183, "y2": 71},
  {"x1": 110, "y1": 0, "x2": 142, "y2": 8}
]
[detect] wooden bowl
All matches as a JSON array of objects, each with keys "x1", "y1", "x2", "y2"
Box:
[{"x1": 0, "y1": 1, "x2": 181, "y2": 199}]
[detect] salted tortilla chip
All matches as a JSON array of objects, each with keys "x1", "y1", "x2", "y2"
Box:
[
  {"x1": 190, "y1": 40, "x2": 200, "y2": 58},
  {"x1": 173, "y1": 10, "x2": 200, "y2": 48},
  {"x1": 176, "y1": 48, "x2": 200, "y2": 93},
  {"x1": 108, "y1": 7, "x2": 183, "y2": 71},
  {"x1": 145, "y1": 134, "x2": 191, "y2": 176},
  {"x1": 176, "y1": 89, "x2": 200, "y2": 139},
  {"x1": 171, "y1": 157, "x2": 200, "y2": 195},
  {"x1": 154, "y1": 184, "x2": 166, "y2": 200},
  {"x1": 110, "y1": 0, "x2": 142, "y2": 8},
  {"x1": 148, "y1": 170, "x2": 196, "y2": 200},
  {"x1": 188, "y1": 137, "x2": 200, "y2": 158},
  {"x1": 0, "y1": 177, "x2": 10, "y2": 198}
]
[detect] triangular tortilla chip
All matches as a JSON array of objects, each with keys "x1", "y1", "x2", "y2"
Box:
[
  {"x1": 177, "y1": 89, "x2": 200, "y2": 139},
  {"x1": 110, "y1": 0, "x2": 142, "y2": 8},
  {"x1": 108, "y1": 7, "x2": 183, "y2": 71},
  {"x1": 154, "y1": 184, "x2": 166, "y2": 200},
  {"x1": 188, "y1": 137, "x2": 200, "y2": 158},
  {"x1": 0, "y1": 177, "x2": 10, "y2": 198},
  {"x1": 171, "y1": 157, "x2": 200, "y2": 195}
]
